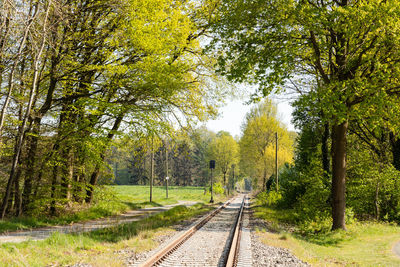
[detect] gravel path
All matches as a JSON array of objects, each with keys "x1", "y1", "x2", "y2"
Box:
[
  {"x1": 393, "y1": 241, "x2": 400, "y2": 259},
  {"x1": 0, "y1": 201, "x2": 197, "y2": 243}
]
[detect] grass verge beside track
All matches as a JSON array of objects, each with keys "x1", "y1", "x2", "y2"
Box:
[
  {"x1": 253, "y1": 202, "x2": 400, "y2": 266},
  {"x1": 0, "y1": 202, "x2": 217, "y2": 266}
]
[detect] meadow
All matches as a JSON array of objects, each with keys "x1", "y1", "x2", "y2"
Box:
[{"x1": 0, "y1": 185, "x2": 220, "y2": 233}]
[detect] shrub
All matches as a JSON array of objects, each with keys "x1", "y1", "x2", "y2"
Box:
[
  {"x1": 209, "y1": 182, "x2": 224, "y2": 195},
  {"x1": 257, "y1": 191, "x2": 282, "y2": 206}
]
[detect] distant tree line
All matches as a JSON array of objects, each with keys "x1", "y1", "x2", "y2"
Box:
[
  {"x1": 112, "y1": 137, "x2": 200, "y2": 186},
  {"x1": 109, "y1": 127, "x2": 220, "y2": 188}
]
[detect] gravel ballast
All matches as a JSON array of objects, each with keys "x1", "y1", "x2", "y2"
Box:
[{"x1": 249, "y1": 210, "x2": 309, "y2": 267}]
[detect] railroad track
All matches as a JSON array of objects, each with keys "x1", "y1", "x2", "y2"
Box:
[{"x1": 137, "y1": 194, "x2": 248, "y2": 267}]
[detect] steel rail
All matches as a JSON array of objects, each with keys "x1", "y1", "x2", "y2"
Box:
[
  {"x1": 138, "y1": 197, "x2": 235, "y2": 267},
  {"x1": 225, "y1": 195, "x2": 246, "y2": 267}
]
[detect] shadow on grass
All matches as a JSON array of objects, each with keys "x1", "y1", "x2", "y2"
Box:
[
  {"x1": 82, "y1": 204, "x2": 212, "y2": 243},
  {"x1": 121, "y1": 202, "x2": 142, "y2": 210},
  {"x1": 293, "y1": 230, "x2": 350, "y2": 247},
  {"x1": 0, "y1": 217, "x2": 46, "y2": 233},
  {"x1": 253, "y1": 205, "x2": 351, "y2": 247},
  {"x1": 122, "y1": 201, "x2": 164, "y2": 210},
  {"x1": 141, "y1": 201, "x2": 163, "y2": 207}
]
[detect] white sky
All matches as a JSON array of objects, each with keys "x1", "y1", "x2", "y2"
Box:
[{"x1": 205, "y1": 97, "x2": 296, "y2": 138}]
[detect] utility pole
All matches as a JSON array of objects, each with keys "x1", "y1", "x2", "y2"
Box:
[
  {"x1": 232, "y1": 164, "x2": 235, "y2": 193},
  {"x1": 275, "y1": 132, "x2": 278, "y2": 191},
  {"x1": 150, "y1": 135, "x2": 154, "y2": 202},
  {"x1": 165, "y1": 139, "x2": 169, "y2": 199}
]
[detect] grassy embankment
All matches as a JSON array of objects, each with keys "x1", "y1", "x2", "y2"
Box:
[
  {"x1": 253, "y1": 199, "x2": 400, "y2": 266},
  {"x1": 0, "y1": 186, "x2": 228, "y2": 266},
  {"x1": 0, "y1": 185, "x2": 219, "y2": 233},
  {"x1": 0, "y1": 203, "x2": 216, "y2": 266}
]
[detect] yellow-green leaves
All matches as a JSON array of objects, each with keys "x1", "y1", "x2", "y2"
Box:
[
  {"x1": 208, "y1": 132, "x2": 239, "y2": 181},
  {"x1": 126, "y1": 0, "x2": 193, "y2": 54},
  {"x1": 239, "y1": 99, "x2": 294, "y2": 190}
]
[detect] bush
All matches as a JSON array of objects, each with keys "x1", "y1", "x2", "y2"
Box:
[
  {"x1": 257, "y1": 191, "x2": 282, "y2": 206},
  {"x1": 209, "y1": 182, "x2": 224, "y2": 195}
]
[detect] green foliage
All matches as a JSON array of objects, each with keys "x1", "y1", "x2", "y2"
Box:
[
  {"x1": 210, "y1": 182, "x2": 224, "y2": 195},
  {"x1": 239, "y1": 99, "x2": 294, "y2": 190},
  {"x1": 257, "y1": 191, "x2": 282, "y2": 207},
  {"x1": 293, "y1": 163, "x2": 331, "y2": 233},
  {"x1": 208, "y1": 131, "x2": 239, "y2": 191},
  {"x1": 212, "y1": 0, "x2": 400, "y2": 231},
  {"x1": 0, "y1": 0, "x2": 226, "y2": 219},
  {"x1": 347, "y1": 142, "x2": 400, "y2": 222}
]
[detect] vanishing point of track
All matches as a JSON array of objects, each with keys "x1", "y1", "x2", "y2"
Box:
[{"x1": 138, "y1": 194, "x2": 249, "y2": 267}]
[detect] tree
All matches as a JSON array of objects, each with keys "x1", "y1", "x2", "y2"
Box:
[
  {"x1": 240, "y1": 99, "x2": 293, "y2": 191},
  {"x1": 208, "y1": 131, "x2": 239, "y2": 194},
  {"x1": 0, "y1": 0, "x2": 225, "y2": 218},
  {"x1": 211, "y1": 0, "x2": 400, "y2": 230},
  {"x1": 190, "y1": 127, "x2": 216, "y2": 186}
]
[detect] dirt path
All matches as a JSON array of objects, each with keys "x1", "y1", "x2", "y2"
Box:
[
  {"x1": 0, "y1": 201, "x2": 197, "y2": 243},
  {"x1": 393, "y1": 241, "x2": 400, "y2": 258}
]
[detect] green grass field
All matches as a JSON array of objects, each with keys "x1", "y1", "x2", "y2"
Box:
[
  {"x1": 0, "y1": 185, "x2": 223, "y2": 233},
  {"x1": 253, "y1": 201, "x2": 400, "y2": 266},
  {"x1": 114, "y1": 185, "x2": 216, "y2": 208}
]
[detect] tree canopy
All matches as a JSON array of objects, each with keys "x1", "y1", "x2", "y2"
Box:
[
  {"x1": 208, "y1": 131, "x2": 239, "y2": 193},
  {"x1": 210, "y1": 0, "x2": 400, "y2": 230},
  {"x1": 0, "y1": 0, "x2": 225, "y2": 218},
  {"x1": 240, "y1": 99, "x2": 294, "y2": 191}
]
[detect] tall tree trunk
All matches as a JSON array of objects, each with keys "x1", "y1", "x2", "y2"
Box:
[
  {"x1": 374, "y1": 175, "x2": 380, "y2": 220},
  {"x1": 331, "y1": 120, "x2": 348, "y2": 230},
  {"x1": 14, "y1": 167, "x2": 22, "y2": 217},
  {"x1": 0, "y1": 0, "x2": 51, "y2": 219},
  {"x1": 23, "y1": 49, "x2": 61, "y2": 212},
  {"x1": 0, "y1": 2, "x2": 39, "y2": 136},
  {"x1": 60, "y1": 146, "x2": 73, "y2": 203},
  {"x1": 22, "y1": 117, "x2": 40, "y2": 212},
  {"x1": 85, "y1": 114, "x2": 123, "y2": 203},
  {"x1": 5, "y1": 183, "x2": 14, "y2": 215},
  {"x1": 223, "y1": 171, "x2": 226, "y2": 194},
  {"x1": 262, "y1": 166, "x2": 267, "y2": 191},
  {"x1": 390, "y1": 133, "x2": 400, "y2": 171},
  {"x1": 322, "y1": 123, "x2": 330, "y2": 176},
  {"x1": 50, "y1": 163, "x2": 59, "y2": 216}
]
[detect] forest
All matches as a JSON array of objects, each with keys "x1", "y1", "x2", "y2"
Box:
[
  {"x1": 1, "y1": 0, "x2": 400, "y2": 236},
  {"x1": 0, "y1": 0, "x2": 228, "y2": 219}
]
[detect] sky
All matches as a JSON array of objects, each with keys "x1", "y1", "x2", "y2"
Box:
[{"x1": 205, "y1": 97, "x2": 296, "y2": 138}]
